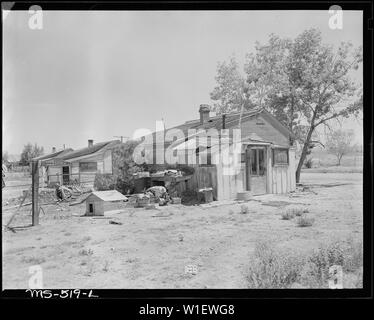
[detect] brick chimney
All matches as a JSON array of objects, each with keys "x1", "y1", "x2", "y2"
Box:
[
  {"x1": 199, "y1": 104, "x2": 210, "y2": 124},
  {"x1": 52, "y1": 147, "x2": 56, "y2": 153},
  {"x1": 88, "y1": 139, "x2": 94, "y2": 148}
]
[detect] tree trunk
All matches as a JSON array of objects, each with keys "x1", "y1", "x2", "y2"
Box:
[
  {"x1": 337, "y1": 155, "x2": 342, "y2": 166},
  {"x1": 296, "y1": 125, "x2": 315, "y2": 184}
]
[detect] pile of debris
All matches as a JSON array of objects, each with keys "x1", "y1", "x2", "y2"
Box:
[
  {"x1": 55, "y1": 184, "x2": 93, "y2": 205},
  {"x1": 129, "y1": 186, "x2": 181, "y2": 208},
  {"x1": 150, "y1": 169, "x2": 183, "y2": 178}
]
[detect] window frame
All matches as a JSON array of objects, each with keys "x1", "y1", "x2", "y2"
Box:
[
  {"x1": 272, "y1": 148, "x2": 289, "y2": 166},
  {"x1": 79, "y1": 161, "x2": 98, "y2": 172}
]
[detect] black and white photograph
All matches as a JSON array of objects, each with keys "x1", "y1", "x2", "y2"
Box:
[{"x1": 1, "y1": 2, "x2": 371, "y2": 299}]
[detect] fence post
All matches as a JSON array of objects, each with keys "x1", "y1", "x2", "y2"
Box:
[{"x1": 32, "y1": 160, "x2": 40, "y2": 226}]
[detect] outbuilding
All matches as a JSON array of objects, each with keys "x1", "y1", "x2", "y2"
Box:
[{"x1": 85, "y1": 190, "x2": 128, "y2": 216}]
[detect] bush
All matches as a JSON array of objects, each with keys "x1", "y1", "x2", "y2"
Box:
[
  {"x1": 246, "y1": 241, "x2": 305, "y2": 289},
  {"x1": 281, "y1": 211, "x2": 295, "y2": 220},
  {"x1": 246, "y1": 239, "x2": 363, "y2": 289},
  {"x1": 112, "y1": 141, "x2": 145, "y2": 194},
  {"x1": 300, "y1": 239, "x2": 363, "y2": 288},
  {"x1": 296, "y1": 215, "x2": 315, "y2": 227},
  {"x1": 281, "y1": 206, "x2": 308, "y2": 220},
  {"x1": 94, "y1": 173, "x2": 117, "y2": 191}
]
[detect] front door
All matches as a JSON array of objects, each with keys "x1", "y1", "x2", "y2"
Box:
[
  {"x1": 246, "y1": 146, "x2": 267, "y2": 195},
  {"x1": 62, "y1": 166, "x2": 70, "y2": 185}
]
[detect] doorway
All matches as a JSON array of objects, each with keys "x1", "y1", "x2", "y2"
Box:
[
  {"x1": 62, "y1": 166, "x2": 70, "y2": 185},
  {"x1": 246, "y1": 146, "x2": 267, "y2": 195}
]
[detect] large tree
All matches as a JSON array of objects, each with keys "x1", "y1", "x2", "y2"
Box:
[
  {"x1": 20, "y1": 143, "x2": 44, "y2": 165},
  {"x1": 211, "y1": 29, "x2": 362, "y2": 183}
]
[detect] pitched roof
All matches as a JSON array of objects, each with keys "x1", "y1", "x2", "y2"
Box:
[
  {"x1": 61, "y1": 140, "x2": 120, "y2": 161},
  {"x1": 171, "y1": 107, "x2": 264, "y2": 135},
  {"x1": 88, "y1": 190, "x2": 128, "y2": 202},
  {"x1": 32, "y1": 148, "x2": 74, "y2": 161}
]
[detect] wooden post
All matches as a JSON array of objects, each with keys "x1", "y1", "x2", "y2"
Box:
[{"x1": 32, "y1": 160, "x2": 40, "y2": 226}]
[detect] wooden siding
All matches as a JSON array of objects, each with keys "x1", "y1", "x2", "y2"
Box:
[
  {"x1": 187, "y1": 166, "x2": 218, "y2": 200},
  {"x1": 241, "y1": 115, "x2": 289, "y2": 146}
]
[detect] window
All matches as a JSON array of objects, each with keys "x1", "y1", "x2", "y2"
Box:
[
  {"x1": 79, "y1": 162, "x2": 97, "y2": 172},
  {"x1": 195, "y1": 146, "x2": 212, "y2": 166},
  {"x1": 250, "y1": 148, "x2": 265, "y2": 176},
  {"x1": 272, "y1": 148, "x2": 289, "y2": 165}
]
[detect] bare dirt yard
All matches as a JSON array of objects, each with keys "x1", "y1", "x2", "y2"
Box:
[{"x1": 2, "y1": 172, "x2": 363, "y2": 289}]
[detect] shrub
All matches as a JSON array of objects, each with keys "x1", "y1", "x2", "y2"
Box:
[
  {"x1": 300, "y1": 239, "x2": 362, "y2": 288},
  {"x1": 246, "y1": 239, "x2": 363, "y2": 289},
  {"x1": 281, "y1": 206, "x2": 308, "y2": 220},
  {"x1": 94, "y1": 173, "x2": 117, "y2": 191},
  {"x1": 281, "y1": 211, "x2": 295, "y2": 220},
  {"x1": 246, "y1": 241, "x2": 305, "y2": 289},
  {"x1": 241, "y1": 204, "x2": 249, "y2": 214},
  {"x1": 296, "y1": 215, "x2": 315, "y2": 227}
]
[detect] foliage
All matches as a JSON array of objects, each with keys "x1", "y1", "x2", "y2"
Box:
[
  {"x1": 20, "y1": 143, "x2": 44, "y2": 165},
  {"x1": 94, "y1": 173, "x2": 116, "y2": 191},
  {"x1": 210, "y1": 56, "x2": 253, "y2": 114},
  {"x1": 300, "y1": 239, "x2": 363, "y2": 288},
  {"x1": 246, "y1": 241, "x2": 305, "y2": 288},
  {"x1": 281, "y1": 211, "x2": 295, "y2": 220},
  {"x1": 326, "y1": 129, "x2": 355, "y2": 165},
  {"x1": 281, "y1": 206, "x2": 308, "y2": 220},
  {"x1": 296, "y1": 215, "x2": 315, "y2": 227},
  {"x1": 112, "y1": 140, "x2": 144, "y2": 194},
  {"x1": 211, "y1": 28, "x2": 363, "y2": 183},
  {"x1": 246, "y1": 239, "x2": 363, "y2": 288}
]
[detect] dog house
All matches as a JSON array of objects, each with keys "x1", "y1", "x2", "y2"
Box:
[{"x1": 85, "y1": 190, "x2": 128, "y2": 216}]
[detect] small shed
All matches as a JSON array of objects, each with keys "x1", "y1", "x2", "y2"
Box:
[{"x1": 85, "y1": 190, "x2": 128, "y2": 216}]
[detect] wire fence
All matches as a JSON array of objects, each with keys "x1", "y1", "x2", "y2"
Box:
[{"x1": 3, "y1": 172, "x2": 103, "y2": 189}]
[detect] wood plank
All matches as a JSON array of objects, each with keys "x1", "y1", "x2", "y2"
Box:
[{"x1": 281, "y1": 168, "x2": 287, "y2": 194}]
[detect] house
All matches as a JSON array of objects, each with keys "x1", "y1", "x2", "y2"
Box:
[
  {"x1": 34, "y1": 140, "x2": 121, "y2": 187},
  {"x1": 138, "y1": 105, "x2": 296, "y2": 200},
  {"x1": 32, "y1": 147, "x2": 74, "y2": 187},
  {"x1": 85, "y1": 190, "x2": 128, "y2": 216}
]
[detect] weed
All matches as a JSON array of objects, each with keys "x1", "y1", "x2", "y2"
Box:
[
  {"x1": 246, "y1": 241, "x2": 304, "y2": 288},
  {"x1": 246, "y1": 239, "x2": 363, "y2": 289},
  {"x1": 296, "y1": 215, "x2": 315, "y2": 227}
]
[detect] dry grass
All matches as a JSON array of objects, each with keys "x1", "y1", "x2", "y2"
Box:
[
  {"x1": 246, "y1": 238, "x2": 363, "y2": 289},
  {"x1": 296, "y1": 215, "x2": 315, "y2": 227},
  {"x1": 281, "y1": 206, "x2": 309, "y2": 220},
  {"x1": 246, "y1": 241, "x2": 304, "y2": 288}
]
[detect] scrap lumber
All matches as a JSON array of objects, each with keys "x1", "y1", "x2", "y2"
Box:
[{"x1": 69, "y1": 192, "x2": 92, "y2": 206}]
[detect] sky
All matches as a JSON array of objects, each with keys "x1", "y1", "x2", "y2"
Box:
[{"x1": 3, "y1": 10, "x2": 363, "y2": 155}]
